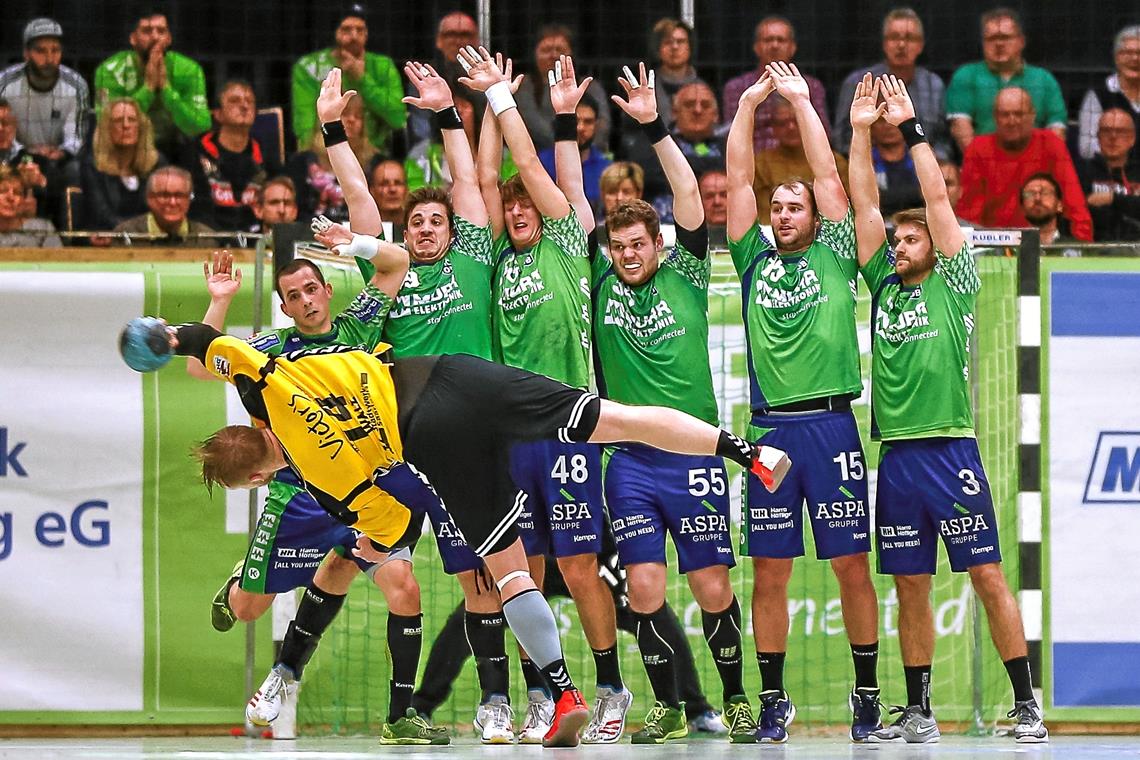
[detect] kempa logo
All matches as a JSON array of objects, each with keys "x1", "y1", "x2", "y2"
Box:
[{"x1": 1083, "y1": 431, "x2": 1140, "y2": 504}]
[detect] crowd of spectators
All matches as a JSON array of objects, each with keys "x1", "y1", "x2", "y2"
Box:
[{"x1": 0, "y1": 4, "x2": 1137, "y2": 249}]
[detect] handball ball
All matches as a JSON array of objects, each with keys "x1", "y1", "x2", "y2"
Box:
[{"x1": 120, "y1": 317, "x2": 174, "y2": 372}]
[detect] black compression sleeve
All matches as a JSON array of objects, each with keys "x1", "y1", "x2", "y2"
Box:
[
  {"x1": 675, "y1": 222, "x2": 710, "y2": 261},
  {"x1": 172, "y1": 323, "x2": 223, "y2": 363}
]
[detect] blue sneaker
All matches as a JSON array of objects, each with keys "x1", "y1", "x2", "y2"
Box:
[
  {"x1": 849, "y1": 687, "x2": 884, "y2": 742},
  {"x1": 755, "y1": 690, "x2": 795, "y2": 743}
]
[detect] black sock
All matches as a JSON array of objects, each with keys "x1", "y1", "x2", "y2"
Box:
[
  {"x1": 540, "y1": 658, "x2": 575, "y2": 701},
  {"x1": 1004, "y1": 656, "x2": 1035, "y2": 703},
  {"x1": 520, "y1": 658, "x2": 549, "y2": 697},
  {"x1": 592, "y1": 645, "x2": 623, "y2": 691},
  {"x1": 466, "y1": 611, "x2": 509, "y2": 703},
  {"x1": 662, "y1": 603, "x2": 712, "y2": 717},
  {"x1": 756, "y1": 651, "x2": 786, "y2": 693},
  {"x1": 904, "y1": 664, "x2": 932, "y2": 714},
  {"x1": 277, "y1": 584, "x2": 346, "y2": 679},
  {"x1": 702, "y1": 597, "x2": 745, "y2": 701},
  {"x1": 851, "y1": 642, "x2": 879, "y2": 689},
  {"x1": 716, "y1": 429, "x2": 754, "y2": 469},
  {"x1": 386, "y1": 612, "x2": 423, "y2": 723},
  {"x1": 411, "y1": 603, "x2": 468, "y2": 718},
  {"x1": 635, "y1": 606, "x2": 681, "y2": 708}
]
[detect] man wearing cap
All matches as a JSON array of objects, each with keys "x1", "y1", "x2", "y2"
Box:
[
  {"x1": 292, "y1": 4, "x2": 406, "y2": 153},
  {"x1": 94, "y1": 8, "x2": 210, "y2": 157},
  {"x1": 0, "y1": 18, "x2": 89, "y2": 171}
]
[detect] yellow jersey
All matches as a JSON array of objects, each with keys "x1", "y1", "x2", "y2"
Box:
[{"x1": 205, "y1": 335, "x2": 412, "y2": 546}]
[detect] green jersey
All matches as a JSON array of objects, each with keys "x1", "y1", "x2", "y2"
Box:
[
  {"x1": 861, "y1": 241, "x2": 980, "y2": 440},
  {"x1": 493, "y1": 212, "x2": 591, "y2": 389},
  {"x1": 246, "y1": 282, "x2": 394, "y2": 357},
  {"x1": 94, "y1": 49, "x2": 210, "y2": 143},
  {"x1": 729, "y1": 209, "x2": 863, "y2": 410},
  {"x1": 592, "y1": 226, "x2": 719, "y2": 425},
  {"x1": 380, "y1": 217, "x2": 494, "y2": 359}
]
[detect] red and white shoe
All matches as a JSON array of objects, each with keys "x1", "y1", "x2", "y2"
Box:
[
  {"x1": 751, "y1": 445, "x2": 791, "y2": 492},
  {"x1": 543, "y1": 689, "x2": 590, "y2": 748}
]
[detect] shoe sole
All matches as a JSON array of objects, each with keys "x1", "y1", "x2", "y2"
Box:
[
  {"x1": 631, "y1": 727, "x2": 688, "y2": 744},
  {"x1": 1015, "y1": 735, "x2": 1049, "y2": 744},
  {"x1": 379, "y1": 738, "x2": 432, "y2": 745},
  {"x1": 543, "y1": 707, "x2": 589, "y2": 748}
]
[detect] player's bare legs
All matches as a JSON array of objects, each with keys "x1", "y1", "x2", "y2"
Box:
[
  {"x1": 968, "y1": 563, "x2": 1028, "y2": 660},
  {"x1": 831, "y1": 553, "x2": 879, "y2": 646}
]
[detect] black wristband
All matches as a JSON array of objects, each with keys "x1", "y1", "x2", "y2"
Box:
[
  {"x1": 640, "y1": 115, "x2": 669, "y2": 144},
  {"x1": 434, "y1": 106, "x2": 463, "y2": 131},
  {"x1": 553, "y1": 113, "x2": 577, "y2": 142},
  {"x1": 899, "y1": 118, "x2": 928, "y2": 149},
  {"x1": 321, "y1": 120, "x2": 348, "y2": 147}
]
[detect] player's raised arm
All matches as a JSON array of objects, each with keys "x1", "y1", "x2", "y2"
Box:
[
  {"x1": 459, "y1": 46, "x2": 571, "y2": 220},
  {"x1": 881, "y1": 74, "x2": 965, "y2": 257},
  {"x1": 767, "y1": 62, "x2": 848, "y2": 222},
  {"x1": 848, "y1": 73, "x2": 887, "y2": 266},
  {"x1": 404, "y1": 61, "x2": 487, "y2": 227},
  {"x1": 549, "y1": 55, "x2": 596, "y2": 233},
  {"x1": 475, "y1": 55, "x2": 522, "y2": 239},
  {"x1": 187, "y1": 249, "x2": 243, "y2": 380},
  {"x1": 726, "y1": 72, "x2": 774, "y2": 242},
  {"x1": 317, "y1": 68, "x2": 381, "y2": 236},
  {"x1": 613, "y1": 62, "x2": 704, "y2": 232}
]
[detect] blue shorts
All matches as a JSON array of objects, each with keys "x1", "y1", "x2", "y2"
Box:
[
  {"x1": 241, "y1": 468, "x2": 374, "y2": 595},
  {"x1": 510, "y1": 439, "x2": 604, "y2": 558},
  {"x1": 605, "y1": 445, "x2": 735, "y2": 573},
  {"x1": 375, "y1": 462, "x2": 483, "y2": 575},
  {"x1": 875, "y1": 437, "x2": 1002, "y2": 575},
  {"x1": 743, "y1": 410, "x2": 871, "y2": 560}
]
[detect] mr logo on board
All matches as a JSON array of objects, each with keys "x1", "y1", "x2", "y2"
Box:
[{"x1": 1083, "y1": 432, "x2": 1140, "y2": 504}]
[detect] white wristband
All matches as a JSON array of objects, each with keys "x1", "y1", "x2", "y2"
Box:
[
  {"x1": 334, "y1": 233, "x2": 380, "y2": 260},
  {"x1": 485, "y1": 81, "x2": 517, "y2": 116}
]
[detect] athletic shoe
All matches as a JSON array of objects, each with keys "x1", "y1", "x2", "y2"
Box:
[
  {"x1": 543, "y1": 689, "x2": 589, "y2": 748},
  {"x1": 582, "y1": 685, "x2": 633, "y2": 744},
  {"x1": 1008, "y1": 700, "x2": 1049, "y2": 743},
  {"x1": 631, "y1": 701, "x2": 688, "y2": 744},
  {"x1": 246, "y1": 664, "x2": 295, "y2": 726},
  {"x1": 474, "y1": 695, "x2": 515, "y2": 744},
  {"x1": 755, "y1": 690, "x2": 795, "y2": 743},
  {"x1": 379, "y1": 708, "x2": 451, "y2": 745},
  {"x1": 688, "y1": 708, "x2": 728, "y2": 735},
  {"x1": 751, "y1": 445, "x2": 791, "y2": 493},
  {"x1": 723, "y1": 695, "x2": 758, "y2": 743},
  {"x1": 211, "y1": 560, "x2": 244, "y2": 632},
  {"x1": 517, "y1": 691, "x2": 554, "y2": 744},
  {"x1": 849, "y1": 686, "x2": 884, "y2": 742},
  {"x1": 865, "y1": 705, "x2": 940, "y2": 743}
]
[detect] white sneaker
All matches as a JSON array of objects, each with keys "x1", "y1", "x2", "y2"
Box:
[
  {"x1": 246, "y1": 665, "x2": 296, "y2": 726},
  {"x1": 1009, "y1": 700, "x2": 1049, "y2": 743},
  {"x1": 474, "y1": 695, "x2": 515, "y2": 744},
  {"x1": 517, "y1": 691, "x2": 554, "y2": 744},
  {"x1": 581, "y1": 686, "x2": 633, "y2": 744}
]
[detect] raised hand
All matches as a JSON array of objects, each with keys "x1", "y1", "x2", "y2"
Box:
[
  {"x1": 549, "y1": 55, "x2": 593, "y2": 115},
  {"x1": 765, "y1": 61, "x2": 810, "y2": 102},
  {"x1": 316, "y1": 68, "x2": 358, "y2": 123},
  {"x1": 456, "y1": 45, "x2": 508, "y2": 93},
  {"x1": 311, "y1": 215, "x2": 352, "y2": 252},
  {"x1": 738, "y1": 70, "x2": 775, "y2": 111},
  {"x1": 879, "y1": 74, "x2": 916, "y2": 125},
  {"x1": 402, "y1": 61, "x2": 455, "y2": 111},
  {"x1": 611, "y1": 62, "x2": 658, "y2": 124},
  {"x1": 849, "y1": 72, "x2": 885, "y2": 129},
  {"x1": 203, "y1": 249, "x2": 242, "y2": 300}
]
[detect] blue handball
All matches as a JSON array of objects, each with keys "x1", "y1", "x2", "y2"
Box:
[{"x1": 119, "y1": 316, "x2": 174, "y2": 372}]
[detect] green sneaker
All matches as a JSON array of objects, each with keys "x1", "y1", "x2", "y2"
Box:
[
  {"x1": 631, "y1": 701, "x2": 688, "y2": 744},
  {"x1": 723, "y1": 695, "x2": 758, "y2": 744},
  {"x1": 380, "y1": 708, "x2": 451, "y2": 745},
  {"x1": 211, "y1": 560, "x2": 244, "y2": 632}
]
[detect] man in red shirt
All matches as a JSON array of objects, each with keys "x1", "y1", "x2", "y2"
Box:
[{"x1": 957, "y1": 87, "x2": 1092, "y2": 240}]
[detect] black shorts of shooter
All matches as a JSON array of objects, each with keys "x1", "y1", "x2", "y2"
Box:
[{"x1": 391, "y1": 354, "x2": 602, "y2": 558}]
